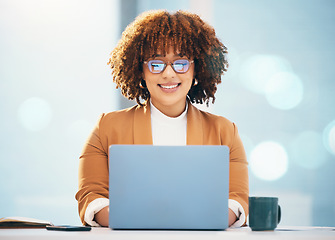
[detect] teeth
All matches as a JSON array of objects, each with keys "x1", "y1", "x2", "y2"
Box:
[{"x1": 160, "y1": 84, "x2": 178, "y2": 89}]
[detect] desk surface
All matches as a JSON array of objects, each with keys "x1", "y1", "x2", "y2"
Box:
[{"x1": 0, "y1": 226, "x2": 334, "y2": 240}]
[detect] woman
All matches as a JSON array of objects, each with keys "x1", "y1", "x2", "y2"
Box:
[{"x1": 75, "y1": 10, "x2": 249, "y2": 227}]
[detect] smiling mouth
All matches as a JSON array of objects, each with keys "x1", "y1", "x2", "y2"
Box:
[{"x1": 159, "y1": 83, "x2": 181, "y2": 89}]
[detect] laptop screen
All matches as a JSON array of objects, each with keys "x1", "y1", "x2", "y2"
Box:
[{"x1": 109, "y1": 145, "x2": 229, "y2": 230}]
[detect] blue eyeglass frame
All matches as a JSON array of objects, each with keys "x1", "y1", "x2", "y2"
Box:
[{"x1": 143, "y1": 59, "x2": 194, "y2": 74}]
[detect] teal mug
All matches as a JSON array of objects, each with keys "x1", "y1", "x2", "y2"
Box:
[{"x1": 249, "y1": 197, "x2": 281, "y2": 231}]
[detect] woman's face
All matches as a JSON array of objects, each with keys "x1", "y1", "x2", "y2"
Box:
[{"x1": 142, "y1": 46, "x2": 194, "y2": 117}]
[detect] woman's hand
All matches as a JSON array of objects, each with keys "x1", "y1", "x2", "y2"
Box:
[
  {"x1": 228, "y1": 208, "x2": 237, "y2": 227},
  {"x1": 94, "y1": 206, "x2": 109, "y2": 227}
]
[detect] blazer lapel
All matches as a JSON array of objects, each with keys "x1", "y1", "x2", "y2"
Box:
[
  {"x1": 133, "y1": 102, "x2": 153, "y2": 144},
  {"x1": 187, "y1": 102, "x2": 204, "y2": 145}
]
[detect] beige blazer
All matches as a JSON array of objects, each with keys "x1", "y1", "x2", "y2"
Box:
[{"x1": 75, "y1": 102, "x2": 249, "y2": 225}]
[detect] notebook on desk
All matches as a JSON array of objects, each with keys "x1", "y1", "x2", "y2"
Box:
[{"x1": 108, "y1": 145, "x2": 230, "y2": 230}]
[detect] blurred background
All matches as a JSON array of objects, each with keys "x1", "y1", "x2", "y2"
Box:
[{"x1": 0, "y1": 0, "x2": 334, "y2": 226}]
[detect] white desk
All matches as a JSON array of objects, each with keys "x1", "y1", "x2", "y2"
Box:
[{"x1": 0, "y1": 226, "x2": 334, "y2": 240}]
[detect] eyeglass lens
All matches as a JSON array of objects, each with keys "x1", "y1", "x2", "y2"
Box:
[{"x1": 148, "y1": 59, "x2": 190, "y2": 73}]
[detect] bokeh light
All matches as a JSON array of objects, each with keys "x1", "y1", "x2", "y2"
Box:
[
  {"x1": 323, "y1": 120, "x2": 335, "y2": 156},
  {"x1": 17, "y1": 97, "x2": 53, "y2": 131},
  {"x1": 250, "y1": 141, "x2": 288, "y2": 181},
  {"x1": 265, "y1": 72, "x2": 304, "y2": 110},
  {"x1": 239, "y1": 55, "x2": 292, "y2": 94},
  {"x1": 290, "y1": 131, "x2": 328, "y2": 169}
]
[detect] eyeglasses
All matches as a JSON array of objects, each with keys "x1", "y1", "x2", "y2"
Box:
[{"x1": 144, "y1": 59, "x2": 194, "y2": 74}]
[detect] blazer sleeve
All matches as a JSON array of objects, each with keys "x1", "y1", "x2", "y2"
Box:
[
  {"x1": 228, "y1": 123, "x2": 249, "y2": 224},
  {"x1": 75, "y1": 114, "x2": 109, "y2": 225}
]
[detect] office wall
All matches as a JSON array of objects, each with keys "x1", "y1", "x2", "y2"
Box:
[
  {"x1": 0, "y1": 0, "x2": 119, "y2": 225},
  {"x1": 1, "y1": 0, "x2": 334, "y2": 226},
  {"x1": 210, "y1": 0, "x2": 335, "y2": 226}
]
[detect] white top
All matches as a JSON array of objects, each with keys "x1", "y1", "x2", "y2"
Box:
[
  {"x1": 150, "y1": 100, "x2": 188, "y2": 146},
  {"x1": 84, "y1": 101, "x2": 245, "y2": 227}
]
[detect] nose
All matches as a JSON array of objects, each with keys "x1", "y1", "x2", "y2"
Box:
[{"x1": 161, "y1": 63, "x2": 176, "y2": 78}]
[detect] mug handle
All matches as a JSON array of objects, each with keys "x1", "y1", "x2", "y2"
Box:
[{"x1": 278, "y1": 205, "x2": 281, "y2": 224}]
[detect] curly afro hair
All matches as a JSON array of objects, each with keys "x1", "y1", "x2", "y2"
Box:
[{"x1": 108, "y1": 10, "x2": 228, "y2": 106}]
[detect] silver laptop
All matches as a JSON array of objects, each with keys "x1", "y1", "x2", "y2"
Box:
[{"x1": 109, "y1": 145, "x2": 229, "y2": 230}]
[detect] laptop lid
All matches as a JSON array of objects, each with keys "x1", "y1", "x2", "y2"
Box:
[{"x1": 109, "y1": 145, "x2": 229, "y2": 230}]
